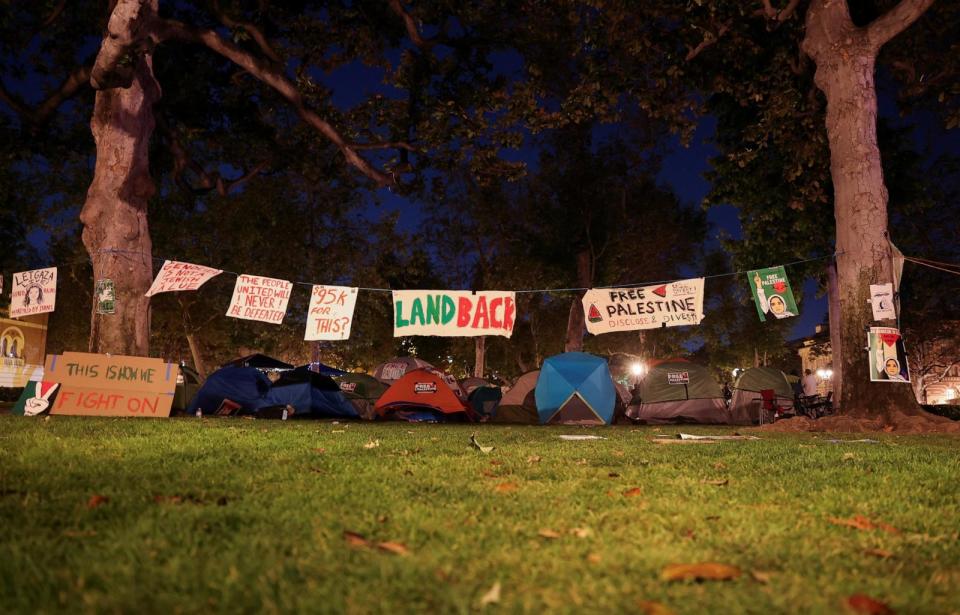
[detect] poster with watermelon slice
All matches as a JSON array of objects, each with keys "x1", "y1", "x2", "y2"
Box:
[
  {"x1": 747, "y1": 266, "x2": 799, "y2": 322},
  {"x1": 867, "y1": 327, "x2": 910, "y2": 383},
  {"x1": 581, "y1": 278, "x2": 705, "y2": 335}
]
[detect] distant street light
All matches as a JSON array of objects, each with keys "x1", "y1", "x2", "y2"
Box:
[{"x1": 630, "y1": 362, "x2": 645, "y2": 377}]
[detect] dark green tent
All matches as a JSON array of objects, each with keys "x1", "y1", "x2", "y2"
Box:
[{"x1": 335, "y1": 373, "x2": 388, "y2": 420}]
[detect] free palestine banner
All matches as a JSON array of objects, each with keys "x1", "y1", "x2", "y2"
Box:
[
  {"x1": 581, "y1": 278, "x2": 705, "y2": 334},
  {"x1": 226, "y1": 274, "x2": 292, "y2": 325},
  {"x1": 145, "y1": 260, "x2": 223, "y2": 296},
  {"x1": 10, "y1": 268, "x2": 57, "y2": 319},
  {"x1": 305, "y1": 285, "x2": 358, "y2": 341},
  {"x1": 393, "y1": 290, "x2": 516, "y2": 337},
  {"x1": 747, "y1": 266, "x2": 798, "y2": 321}
]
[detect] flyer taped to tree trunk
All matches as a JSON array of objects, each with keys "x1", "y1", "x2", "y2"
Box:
[{"x1": 867, "y1": 326, "x2": 910, "y2": 383}]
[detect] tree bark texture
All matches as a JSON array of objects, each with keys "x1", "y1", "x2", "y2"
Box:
[
  {"x1": 81, "y1": 19, "x2": 160, "y2": 355},
  {"x1": 802, "y1": 0, "x2": 931, "y2": 416},
  {"x1": 826, "y1": 261, "x2": 843, "y2": 405},
  {"x1": 564, "y1": 249, "x2": 592, "y2": 352},
  {"x1": 474, "y1": 336, "x2": 486, "y2": 377}
]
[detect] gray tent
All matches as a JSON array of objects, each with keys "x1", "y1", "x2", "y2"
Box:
[
  {"x1": 628, "y1": 360, "x2": 729, "y2": 424},
  {"x1": 491, "y1": 370, "x2": 540, "y2": 424},
  {"x1": 729, "y1": 367, "x2": 794, "y2": 425}
]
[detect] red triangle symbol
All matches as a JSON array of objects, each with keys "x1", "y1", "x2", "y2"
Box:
[{"x1": 652, "y1": 285, "x2": 667, "y2": 297}]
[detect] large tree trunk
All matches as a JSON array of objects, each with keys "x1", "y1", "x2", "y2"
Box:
[
  {"x1": 802, "y1": 0, "x2": 932, "y2": 417},
  {"x1": 81, "y1": 0, "x2": 160, "y2": 356},
  {"x1": 564, "y1": 249, "x2": 592, "y2": 352}
]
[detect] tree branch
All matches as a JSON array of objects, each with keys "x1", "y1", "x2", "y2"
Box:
[
  {"x1": 759, "y1": 0, "x2": 803, "y2": 23},
  {"x1": 348, "y1": 140, "x2": 418, "y2": 152},
  {"x1": 387, "y1": 0, "x2": 435, "y2": 50},
  {"x1": 685, "y1": 21, "x2": 731, "y2": 62},
  {"x1": 39, "y1": 0, "x2": 68, "y2": 30},
  {"x1": 867, "y1": 0, "x2": 936, "y2": 50},
  {"x1": 208, "y1": 0, "x2": 282, "y2": 64},
  {"x1": 90, "y1": 0, "x2": 156, "y2": 90},
  {"x1": 0, "y1": 65, "x2": 91, "y2": 128},
  {"x1": 156, "y1": 19, "x2": 395, "y2": 187}
]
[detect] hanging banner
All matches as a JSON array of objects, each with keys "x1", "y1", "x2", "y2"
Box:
[
  {"x1": 145, "y1": 260, "x2": 222, "y2": 296},
  {"x1": 870, "y1": 283, "x2": 896, "y2": 320},
  {"x1": 226, "y1": 274, "x2": 292, "y2": 324},
  {"x1": 747, "y1": 266, "x2": 798, "y2": 321},
  {"x1": 95, "y1": 279, "x2": 116, "y2": 315},
  {"x1": 392, "y1": 290, "x2": 516, "y2": 337},
  {"x1": 43, "y1": 352, "x2": 177, "y2": 417},
  {"x1": 582, "y1": 278, "x2": 704, "y2": 334},
  {"x1": 867, "y1": 327, "x2": 910, "y2": 383},
  {"x1": 9, "y1": 267, "x2": 57, "y2": 318},
  {"x1": 305, "y1": 285, "x2": 358, "y2": 341}
]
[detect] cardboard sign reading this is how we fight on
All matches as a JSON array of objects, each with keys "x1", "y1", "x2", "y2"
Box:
[{"x1": 44, "y1": 352, "x2": 177, "y2": 417}]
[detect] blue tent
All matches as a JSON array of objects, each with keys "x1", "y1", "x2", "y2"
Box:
[
  {"x1": 259, "y1": 367, "x2": 359, "y2": 419},
  {"x1": 187, "y1": 366, "x2": 271, "y2": 415},
  {"x1": 535, "y1": 352, "x2": 616, "y2": 425}
]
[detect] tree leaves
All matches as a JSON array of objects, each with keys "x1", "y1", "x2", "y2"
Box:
[{"x1": 342, "y1": 531, "x2": 410, "y2": 556}]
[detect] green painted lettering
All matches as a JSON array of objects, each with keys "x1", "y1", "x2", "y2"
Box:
[
  {"x1": 426, "y1": 295, "x2": 441, "y2": 324},
  {"x1": 441, "y1": 296, "x2": 456, "y2": 324},
  {"x1": 410, "y1": 298, "x2": 425, "y2": 325},
  {"x1": 395, "y1": 301, "x2": 409, "y2": 328}
]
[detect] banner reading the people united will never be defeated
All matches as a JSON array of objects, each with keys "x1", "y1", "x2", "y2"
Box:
[{"x1": 582, "y1": 278, "x2": 705, "y2": 335}]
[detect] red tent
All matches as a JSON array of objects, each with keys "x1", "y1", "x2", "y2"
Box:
[{"x1": 374, "y1": 367, "x2": 473, "y2": 420}]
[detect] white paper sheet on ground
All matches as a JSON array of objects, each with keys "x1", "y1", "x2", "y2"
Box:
[{"x1": 558, "y1": 435, "x2": 607, "y2": 440}]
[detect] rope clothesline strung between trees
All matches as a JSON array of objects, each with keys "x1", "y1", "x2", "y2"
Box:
[{"x1": 84, "y1": 248, "x2": 846, "y2": 295}]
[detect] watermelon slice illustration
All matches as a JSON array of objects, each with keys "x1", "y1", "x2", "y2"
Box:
[
  {"x1": 773, "y1": 280, "x2": 787, "y2": 293},
  {"x1": 587, "y1": 304, "x2": 603, "y2": 323},
  {"x1": 652, "y1": 285, "x2": 667, "y2": 297}
]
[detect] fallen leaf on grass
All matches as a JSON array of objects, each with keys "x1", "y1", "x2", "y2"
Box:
[
  {"x1": 479, "y1": 582, "x2": 501, "y2": 606},
  {"x1": 489, "y1": 460, "x2": 503, "y2": 466},
  {"x1": 571, "y1": 527, "x2": 593, "y2": 538},
  {"x1": 494, "y1": 482, "x2": 518, "y2": 493},
  {"x1": 62, "y1": 530, "x2": 97, "y2": 538},
  {"x1": 705, "y1": 515, "x2": 721, "y2": 521},
  {"x1": 343, "y1": 531, "x2": 410, "y2": 555},
  {"x1": 312, "y1": 447, "x2": 326, "y2": 454},
  {"x1": 153, "y1": 495, "x2": 185, "y2": 505},
  {"x1": 331, "y1": 430, "x2": 345, "y2": 434},
  {"x1": 863, "y1": 548, "x2": 894, "y2": 559},
  {"x1": 481, "y1": 469, "x2": 499, "y2": 478},
  {"x1": 750, "y1": 570, "x2": 773, "y2": 584},
  {"x1": 713, "y1": 461, "x2": 727, "y2": 470},
  {"x1": 527, "y1": 455, "x2": 542, "y2": 464},
  {"x1": 586, "y1": 553, "x2": 603, "y2": 564},
  {"x1": 623, "y1": 487, "x2": 643, "y2": 497},
  {"x1": 842, "y1": 452, "x2": 858, "y2": 461},
  {"x1": 575, "y1": 458, "x2": 588, "y2": 465},
  {"x1": 613, "y1": 450, "x2": 625, "y2": 457},
  {"x1": 538, "y1": 528, "x2": 561, "y2": 539},
  {"x1": 845, "y1": 594, "x2": 894, "y2": 615},
  {"x1": 376, "y1": 541, "x2": 411, "y2": 556},
  {"x1": 701, "y1": 479, "x2": 729, "y2": 486},
  {"x1": 470, "y1": 433, "x2": 494, "y2": 454},
  {"x1": 86, "y1": 495, "x2": 109, "y2": 509},
  {"x1": 828, "y1": 515, "x2": 900, "y2": 534},
  {"x1": 363, "y1": 439, "x2": 380, "y2": 449},
  {"x1": 343, "y1": 531, "x2": 371, "y2": 548},
  {"x1": 637, "y1": 600, "x2": 676, "y2": 615},
  {"x1": 661, "y1": 562, "x2": 741, "y2": 582}
]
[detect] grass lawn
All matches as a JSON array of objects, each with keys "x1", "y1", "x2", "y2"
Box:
[{"x1": 1, "y1": 417, "x2": 958, "y2": 614}]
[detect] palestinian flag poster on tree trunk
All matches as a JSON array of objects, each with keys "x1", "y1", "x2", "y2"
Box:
[{"x1": 747, "y1": 266, "x2": 798, "y2": 322}]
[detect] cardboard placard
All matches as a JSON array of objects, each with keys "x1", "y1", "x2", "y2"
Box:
[
  {"x1": 582, "y1": 278, "x2": 705, "y2": 334},
  {"x1": 145, "y1": 260, "x2": 223, "y2": 296},
  {"x1": 226, "y1": 274, "x2": 292, "y2": 324},
  {"x1": 392, "y1": 290, "x2": 516, "y2": 337},
  {"x1": 44, "y1": 352, "x2": 177, "y2": 417},
  {"x1": 10, "y1": 267, "x2": 57, "y2": 318},
  {"x1": 305, "y1": 285, "x2": 358, "y2": 341},
  {"x1": 747, "y1": 266, "x2": 798, "y2": 321}
]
